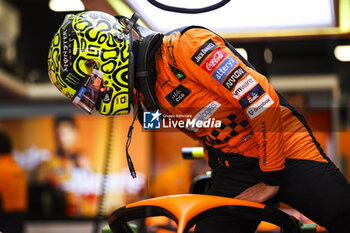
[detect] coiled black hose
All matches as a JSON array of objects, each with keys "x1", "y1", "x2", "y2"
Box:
[
  {"x1": 147, "y1": 0, "x2": 231, "y2": 14},
  {"x1": 92, "y1": 117, "x2": 114, "y2": 233}
]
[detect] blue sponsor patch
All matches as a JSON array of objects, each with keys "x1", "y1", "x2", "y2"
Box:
[
  {"x1": 77, "y1": 87, "x2": 86, "y2": 98},
  {"x1": 238, "y1": 84, "x2": 265, "y2": 109},
  {"x1": 212, "y1": 56, "x2": 238, "y2": 83}
]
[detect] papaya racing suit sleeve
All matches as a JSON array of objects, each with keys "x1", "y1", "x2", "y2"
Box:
[{"x1": 176, "y1": 28, "x2": 285, "y2": 185}]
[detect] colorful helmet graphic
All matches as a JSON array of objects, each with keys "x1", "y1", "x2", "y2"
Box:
[{"x1": 47, "y1": 11, "x2": 133, "y2": 115}]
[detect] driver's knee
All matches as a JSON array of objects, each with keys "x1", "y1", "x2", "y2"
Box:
[{"x1": 326, "y1": 211, "x2": 350, "y2": 233}]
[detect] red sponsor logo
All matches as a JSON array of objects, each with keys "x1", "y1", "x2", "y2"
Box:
[{"x1": 201, "y1": 49, "x2": 227, "y2": 73}]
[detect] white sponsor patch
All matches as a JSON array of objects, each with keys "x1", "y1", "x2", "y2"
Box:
[
  {"x1": 188, "y1": 100, "x2": 221, "y2": 132},
  {"x1": 233, "y1": 75, "x2": 258, "y2": 99},
  {"x1": 246, "y1": 94, "x2": 274, "y2": 119}
]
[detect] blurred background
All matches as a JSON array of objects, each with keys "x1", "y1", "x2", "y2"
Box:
[{"x1": 0, "y1": 0, "x2": 350, "y2": 232}]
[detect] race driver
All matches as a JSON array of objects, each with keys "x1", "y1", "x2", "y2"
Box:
[{"x1": 47, "y1": 11, "x2": 350, "y2": 232}]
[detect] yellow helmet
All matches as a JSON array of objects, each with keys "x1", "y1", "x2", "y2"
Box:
[{"x1": 47, "y1": 11, "x2": 133, "y2": 115}]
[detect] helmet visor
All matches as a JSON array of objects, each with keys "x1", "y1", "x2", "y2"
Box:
[{"x1": 72, "y1": 69, "x2": 103, "y2": 114}]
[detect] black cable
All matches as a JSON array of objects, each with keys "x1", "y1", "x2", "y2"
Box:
[
  {"x1": 126, "y1": 106, "x2": 139, "y2": 179},
  {"x1": 147, "y1": 0, "x2": 230, "y2": 14}
]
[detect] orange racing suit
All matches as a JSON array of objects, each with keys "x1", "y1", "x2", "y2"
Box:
[
  {"x1": 148, "y1": 26, "x2": 350, "y2": 232},
  {"x1": 154, "y1": 26, "x2": 327, "y2": 185},
  {"x1": 149, "y1": 26, "x2": 350, "y2": 232}
]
